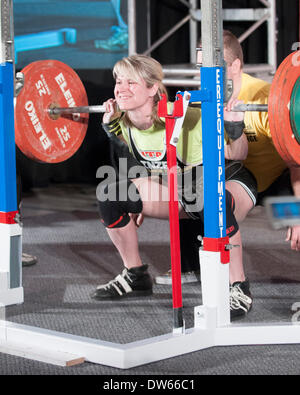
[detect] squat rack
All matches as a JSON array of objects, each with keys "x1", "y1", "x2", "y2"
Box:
[{"x1": 1, "y1": 0, "x2": 300, "y2": 369}]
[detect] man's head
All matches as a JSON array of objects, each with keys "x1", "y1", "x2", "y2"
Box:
[
  {"x1": 223, "y1": 30, "x2": 243, "y2": 79},
  {"x1": 197, "y1": 30, "x2": 244, "y2": 99},
  {"x1": 223, "y1": 30, "x2": 243, "y2": 66},
  {"x1": 197, "y1": 30, "x2": 243, "y2": 71}
]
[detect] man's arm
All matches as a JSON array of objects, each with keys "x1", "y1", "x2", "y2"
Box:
[
  {"x1": 224, "y1": 132, "x2": 248, "y2": 160},
  {"x1": 223, "y1": 98, "x2": 248, "y2": 160}
]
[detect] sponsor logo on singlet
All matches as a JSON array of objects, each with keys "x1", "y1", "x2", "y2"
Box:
[
  {"x1": 140, "y1": 160, "x2": 168, "y2": 171},
  {"x1": 244, "y1": 126, "x2": 258, "y2": 142},
  {"x1": 140, "y1": 150, "x2": 165, "y2": 161}
]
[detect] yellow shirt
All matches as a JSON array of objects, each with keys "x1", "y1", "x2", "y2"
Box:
[{"x1": 239, "y1": 73, "x2": 287, "y2": 192}]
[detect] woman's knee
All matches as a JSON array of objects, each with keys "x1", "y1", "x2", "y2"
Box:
[{"x1": 97, "y1": 179, "x2": 143, "y2": 228}]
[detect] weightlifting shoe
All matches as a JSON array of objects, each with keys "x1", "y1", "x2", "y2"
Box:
[
  {"x1": 91, "y1": 264, "x2": 153, "y2": 300},
  {"x1": 230, "y1": 278, "x2": 252, "y2": 320},
  {"x1": 155, "y1": 269, "x2": 200, "y2": 285}
]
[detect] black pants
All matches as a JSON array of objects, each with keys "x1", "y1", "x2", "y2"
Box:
[{"x1": 180, "y1": 218, "x2": 203, "y2": 272}]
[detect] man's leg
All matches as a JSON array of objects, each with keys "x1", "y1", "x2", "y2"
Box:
[
  {"x1": 225, "y1": 181, "x2": 256, "y2": 319},
  {"x1": 228, "y1": 229, "x2": 244, "y2": 284},
  {"x1": 226, "y1": 180, "x2": 255, "y2": 223}
]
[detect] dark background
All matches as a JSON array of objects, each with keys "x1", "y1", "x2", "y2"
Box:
[{"x1": 16, "y1": 0, "x2": 300, "y2": 191}]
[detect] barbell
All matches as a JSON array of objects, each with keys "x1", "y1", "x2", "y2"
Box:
[{"x1": 14, "y1": 53, "x2": 300, "y2": 164}]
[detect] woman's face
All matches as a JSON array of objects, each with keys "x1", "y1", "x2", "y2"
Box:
[{"x1": 114, "y1": 73, "x2": 156, "y2": 111}]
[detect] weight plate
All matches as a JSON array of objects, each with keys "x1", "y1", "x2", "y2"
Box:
[
  {"x1": 269, "y1": 51, "x2": 300, "y2": 165},
  {"x1": 15, "y1": 60, "x2": 89, "y2": 163},
  {"x1": 290, "y1": 76, "x2": 300, "y2": 144}
]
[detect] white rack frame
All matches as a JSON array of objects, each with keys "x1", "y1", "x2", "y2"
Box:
[{"x1": 1, "y1": 250, "x2": 300, "y2": 368}]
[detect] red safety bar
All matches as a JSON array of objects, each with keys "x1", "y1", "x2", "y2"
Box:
[{"x1": 157, "y1": 94, "x2": 183, "y2": 315}]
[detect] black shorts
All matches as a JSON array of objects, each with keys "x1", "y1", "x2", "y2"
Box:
[
  {"x1": 257, "y1": 168, "x2": 292, "y2": 205},
  {"x1": 178, "y1": 161, "x2": 258, "y2": 217},
  {"x1": 225, "y1": 160, "x2": 258, "y2": 205}
]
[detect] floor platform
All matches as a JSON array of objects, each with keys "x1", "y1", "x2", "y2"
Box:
[{"x1": 1, "y1": 183, "x2": 300, "y2": 375}]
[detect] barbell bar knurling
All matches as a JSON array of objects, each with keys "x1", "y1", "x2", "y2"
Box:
[
  {"x1": 49, "y1": 104, "x2": 106, "y2": 115},
  {"x1": 231, "y1": 103, "x2": 268, "y2": 112},
  {"x1": 189, "y1": 103, "x2": 268, "y2": 112}
]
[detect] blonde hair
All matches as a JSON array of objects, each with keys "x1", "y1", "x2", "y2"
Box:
[{"x1": 113, "y1": 54, "x2": 168, "y2": 127}]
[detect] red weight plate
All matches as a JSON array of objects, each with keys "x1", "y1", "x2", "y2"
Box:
[
  {"x1": 268, "y1": 57, "x2": 293, "y2": 164},
  {"x1": 268, "y1": 51, "x2": 300, "y2": 165},
  {"x1": 15, "y1": 60, "x2": 89, "y2": 163}
]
